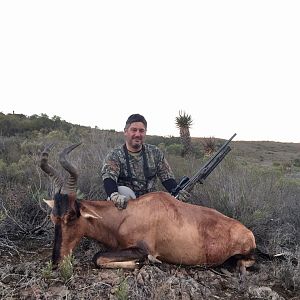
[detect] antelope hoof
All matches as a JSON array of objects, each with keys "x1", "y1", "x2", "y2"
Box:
[{"x1": 148, "y1": 254, "x2": 162, "y2": 264}]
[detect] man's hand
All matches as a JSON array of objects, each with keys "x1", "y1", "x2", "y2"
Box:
[
  {"x1": 109, "y1": 192, "x2": 128, "y2": 209},
  {"x1": 177, "y1": 189, "x2": 191, "y2": 202}
]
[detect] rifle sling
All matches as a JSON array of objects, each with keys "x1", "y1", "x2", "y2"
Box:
[{"x1": 122, "y1": 144, "x2": 154, "y2": 191}]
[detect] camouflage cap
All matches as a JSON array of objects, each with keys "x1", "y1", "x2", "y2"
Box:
[{"x1": 125, "y1": 114, "x2": 147, "y2": 129}]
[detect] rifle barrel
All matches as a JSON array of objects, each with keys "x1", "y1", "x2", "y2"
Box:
[
  {"x1": 190, "y1": 133, "x2": 236, "y2": 179},
  {"x1": 206, "y1": 133, "x2": 236, "y2": 162},
  {"x1": 181, "y1": 133, "x2": 236, "y2": 192}
]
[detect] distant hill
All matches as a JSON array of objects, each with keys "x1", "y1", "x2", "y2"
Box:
[
  {"x1": 0, "y1": 112, "x2": 78, "y2": 136},
  {"x1": 232, "y1": 140, "x2": 300, "y2": 167},
  {"x1": 1, "y1": 112, "x2": 299, "y2": 169},
  {"x1": 191, "y1": 136, "x2": 300, "y2": 171}
]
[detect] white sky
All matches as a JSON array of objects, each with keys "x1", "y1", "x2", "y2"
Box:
[{"x1": 0, "y1": 1, "x2": 299, "y2": 143}]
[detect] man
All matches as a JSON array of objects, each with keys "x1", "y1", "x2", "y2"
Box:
[{"x1": 101, "y1": 113, "x2": 190, "y2": 209}]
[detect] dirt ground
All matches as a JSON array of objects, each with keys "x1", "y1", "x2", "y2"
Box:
[{"x1": 0, "y1": 238, "x2": 299, "y2": 300}]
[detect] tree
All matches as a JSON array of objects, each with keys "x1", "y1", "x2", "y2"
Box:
[{"x1": 175, "y1": 110, "x2": 193, "y2": 157}]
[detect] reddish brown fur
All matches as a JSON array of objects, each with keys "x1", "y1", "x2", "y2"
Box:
[{"x1": 46, "y1": 191, "x2": 256, "y2": 268}]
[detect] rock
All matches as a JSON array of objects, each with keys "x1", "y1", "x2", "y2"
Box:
[
  {"x1": 46, "y1": 285, "x2": 69, "y2": 298},
  {"x1": 248, "y1": 286, "x2": 285, "y2": 300}
]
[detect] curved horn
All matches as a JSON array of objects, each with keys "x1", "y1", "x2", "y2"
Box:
[
  {"x1": 59, "y1": 142, "x2": 82, "y2": 193},
  {"x1": 40, "y1": 144, "x2": 64, "y2": 192}
]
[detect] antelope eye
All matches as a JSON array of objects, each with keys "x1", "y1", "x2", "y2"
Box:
[{"x1": 66, "y1": 211, "x2": 78, "y2": 223}]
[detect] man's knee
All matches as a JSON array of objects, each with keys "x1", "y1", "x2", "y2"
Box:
[{"x1": 118, "y1": 186, "x2": 136, "y2": 200}]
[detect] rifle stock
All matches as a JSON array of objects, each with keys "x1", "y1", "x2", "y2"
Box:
[{"x1": 172, "y1": 133, "x2": 236, "y2": 198}]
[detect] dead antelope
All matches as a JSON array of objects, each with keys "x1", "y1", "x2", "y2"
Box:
[{"x1": 40, "y1": 143, "x2": 256, "y2": 274}]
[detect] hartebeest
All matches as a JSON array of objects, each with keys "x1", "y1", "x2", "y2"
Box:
[{"x1": 40, "y1": 143, "x2": 256, "y2": 274}]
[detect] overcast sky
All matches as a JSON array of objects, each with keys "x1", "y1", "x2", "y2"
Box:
[{"x1": 1, "y1": 1, "x2": 299, "y2": 142}]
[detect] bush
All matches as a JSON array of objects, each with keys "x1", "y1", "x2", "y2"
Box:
[
  {"x1": 59, "y1": 254, "x2": 74, "y2": 282},
  {"x1": 190, "y1": 157, "x2": 300, "y2": 253},
  {"x1": 293, "y1": 158, "x2": 300, "y2": 167},
  {"x1": 0, "y1": 124, "x2": 299, "y2": 294},
  {"x1": 166, "y1": 144, "x2": 183, "y2": 156},
  {"x1": 275, "y1": 248, "x2": 300, "y2": 291}
]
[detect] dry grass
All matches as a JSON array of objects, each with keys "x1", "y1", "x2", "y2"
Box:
[
  {"x1": 0, "y1": 132, "x2": 300, "y2": 298},
  {"x1": 232, "y1": 140, "x2": 300, "y2": 167}
]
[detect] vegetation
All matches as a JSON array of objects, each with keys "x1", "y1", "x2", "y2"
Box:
[
  {"x1": 60, "y1": 254, "x2": 75, "y2": 283},
  {"x1": 115, "y1": 275, "x2": 129, "y2": 300},
  {"x1": 201, "y1": 136, "x2": 217, "y2": 156},
  {"x1": 175, "y1": 110, "x2": 193, "y2": 157},
  {"x1": 0, "y1": 112, "x2": 299, "y2": 299},
  {"x1": 41, "y1": 261, "x2": 53, "y2": 279},
  {"x1": 0, "y1": 112, "x2": 76, "y2": 136}
]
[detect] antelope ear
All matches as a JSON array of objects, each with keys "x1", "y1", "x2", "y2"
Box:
[
  {"x1": 43, "y1": 199, "x2": 55, "y2": 208},
  {"x1": 80, "y1": 203, "x2": 102, "y2": 219}
]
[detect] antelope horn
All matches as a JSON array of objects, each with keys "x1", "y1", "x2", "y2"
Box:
[
  {"x1": 59, "y1": 142, "x2": 82, "y2": 193},
  {"x1": 40, "y1": 144, "x2": 64, "y2": 192}
]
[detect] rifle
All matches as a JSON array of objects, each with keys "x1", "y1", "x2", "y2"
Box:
[{"x1": 172, "y1": 133, "x2": 237, "y2": 198}]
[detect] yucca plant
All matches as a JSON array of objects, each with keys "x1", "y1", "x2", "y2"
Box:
[{"x1": 175, "y1": 110, "x2": 193, "y2": 157}]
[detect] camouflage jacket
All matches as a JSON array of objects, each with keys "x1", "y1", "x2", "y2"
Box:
[{"x1": 101, "y1": 144, "x2": 175, "y2": 197}]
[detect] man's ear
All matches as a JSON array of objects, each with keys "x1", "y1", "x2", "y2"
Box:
[
  {"x1": 43, "y1": 199, "x2": 54, "y2": 208},
  {"x1": 80, "y1": 203, "x2": 102, "y2": 219}
]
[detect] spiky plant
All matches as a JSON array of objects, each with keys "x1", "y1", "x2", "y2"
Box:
[
  {"x1": 202, "y1": 137, "x2": 216, "y2": 156},
  {"x1": 175, "y1": 110, "x2": 193, "y2": 157}
]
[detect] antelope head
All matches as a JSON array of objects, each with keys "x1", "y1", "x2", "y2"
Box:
[{"x1": 40, "y1": 143, "x2": 98, "y2": 267}]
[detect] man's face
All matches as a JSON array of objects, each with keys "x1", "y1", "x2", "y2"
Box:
[{"x1": 124, "y1": 122, "x2": 146, "y2": 151}]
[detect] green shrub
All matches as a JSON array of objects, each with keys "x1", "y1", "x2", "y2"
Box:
[
  {"x1": 41, "y1": 260, "x2": 53, "y2": 279},
  {"x1": 166, "y1": 144, "x2": 183, "y2": 156},
  {"x1": 59, "y1": 254, "x2": 74, "y2": 282},
  {"x1": 115, "y1": 277, "x2": 128, "y2": 300},
  {"x1": 0, "y1": 159, "x2": 6, "y2": 172},
  {"x1": 293, "y1": 158, "x2": 300, "y2": 167}
]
